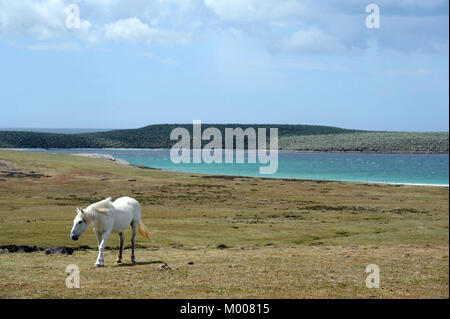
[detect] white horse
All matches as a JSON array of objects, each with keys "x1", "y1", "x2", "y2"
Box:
[{"x1": 70, "y1": 196, "x2": 151, "y2": 267}]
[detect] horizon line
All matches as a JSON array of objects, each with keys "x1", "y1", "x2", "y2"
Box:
[{"x1": 0, "y1": 124, "x2": 449, "y2": 134}]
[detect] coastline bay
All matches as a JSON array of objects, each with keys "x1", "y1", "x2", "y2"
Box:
[{"x1": 13, "y1": 148, "x2": 449, "y2": 186}]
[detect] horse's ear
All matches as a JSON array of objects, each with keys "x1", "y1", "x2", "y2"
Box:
[{"x1": 80, "y1": 209, "x2": 86, "y2": 216}]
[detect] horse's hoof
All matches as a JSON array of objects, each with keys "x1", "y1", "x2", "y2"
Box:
[
  {"x1": 94, "y1": 263, "x2": 104, "y2": 268},
  {"x1": 116, "y1": 259, "x2": 122, "y2": 264},
  {"x1": 131, "y1": 259, "x2": 136, "y2": 264}
]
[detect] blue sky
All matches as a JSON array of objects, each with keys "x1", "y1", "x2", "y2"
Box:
[{"x1": 0, "y1": 0, "x2": 448, "y2": 131}]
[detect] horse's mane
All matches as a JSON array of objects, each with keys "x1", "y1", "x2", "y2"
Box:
[{"x1": 87, "y1": 197, "x2": 113, "y2": 215}]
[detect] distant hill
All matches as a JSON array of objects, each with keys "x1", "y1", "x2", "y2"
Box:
[
  {"x1": 280, "y1": 132, "x2": 449, "y2": 153},
  {"x1": 0, "y1": 128, "x2": 111, "y2": 134},
  {"x1": 0, "y1": 124, "x2": 447, "y2": 153}
]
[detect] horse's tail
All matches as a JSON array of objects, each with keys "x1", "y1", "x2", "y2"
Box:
[{"x1": 138, "y1": 220, "x2": 151, "y2": 240}]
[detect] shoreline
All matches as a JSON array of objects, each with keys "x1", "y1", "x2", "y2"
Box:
[
  {"x1": 69, "y1": 152, "x2": 449, "y2": 188},
  {"x1": 73, "y1": 153, "x2": 160, "y2": 170},
  {"x1": 2, "y1": 147, "x2": 449, "y2": 155},
  {"x1": 1, "y1": 149, "x2": 446, "y2": 187}
]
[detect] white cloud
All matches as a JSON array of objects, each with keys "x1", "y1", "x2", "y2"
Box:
[
  {"x1": 204, "y1": 0, "x2": 307, "y2": 23},
  {"x1": 204, "y1": 0, "x2": 448, "y2": 55},
  {"x1": 0, "y1": 0, "x2": 66, "y2": 39},
  {"x1": 0, "y1": 0, "x2": 91, "y2": 40},
  {"x1": 104, "y1": 17, "x2": 162, "y2": 43},
  {"x1": 104, "y1": 17, "x2": 191, "y2": 45},
  {"x1": 0, "y1": 1, "x2": 192, "y2": 46},
  {"x1": 281, "y1": 28, "x2": 348, "y2": 55},
  {"x1": 0, "y1": 0, "x2": 447, "y2": 55}
]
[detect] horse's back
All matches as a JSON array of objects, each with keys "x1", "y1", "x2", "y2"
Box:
[
  {"x1": 112, "y1": 197, "x2": 141, "y2": 225},
  {"x1": 113, "y1": 196, "x2": 140, "y2": 209}
]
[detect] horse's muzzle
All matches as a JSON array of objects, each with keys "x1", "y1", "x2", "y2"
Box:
[{"x1": 71, "y1": 234, "x2": 79, "y2": 241}]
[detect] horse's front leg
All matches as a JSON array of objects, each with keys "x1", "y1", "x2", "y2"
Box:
[
  {"x1": 95, "y1": 231, "x2": 102, "y2": 247},
  {"x1": 95, "y1": 230, "x2": 111, "y2": 267},
  {"x1": 94, "y1": 231, "x2": 103, "y2": 266},
  {"x1": 116, "y1": 232, "x2": 124, "y2": 263}
]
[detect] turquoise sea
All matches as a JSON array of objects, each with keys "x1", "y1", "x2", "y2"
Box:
[{"x1": 20, "y1": 149, "x2": 449, "y2": 186}]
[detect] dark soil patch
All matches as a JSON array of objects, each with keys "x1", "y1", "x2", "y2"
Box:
[
  {"x1": 133, "y1": 164, "x2": 160, "y2": 170},
  {"x1": 0, "y1": 244, "x2": 93, "y2": 255},
  {"x1": 390, "y1": 208, "x2": 430, "y2": 215},
  {"x1": 202, "y1": 175, "x2": 237, "y2": 180},
  {"x1": 44, "y1": 247, "x2": 75, "y2": 255},
  {"x1": 0, "y1": 171, "x2": 51, "y2": 178},
  {"x1": 0, "y1": 245, "x2": 42, "y2": 253}
]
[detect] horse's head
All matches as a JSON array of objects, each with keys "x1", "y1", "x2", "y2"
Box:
[{"x1": 70, "y1": 208, "x2": 89, "y2": 241}]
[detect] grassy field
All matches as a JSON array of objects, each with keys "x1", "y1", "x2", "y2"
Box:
[{"x1": 0, "y1": 150, "x2": 448, "y2": 298}]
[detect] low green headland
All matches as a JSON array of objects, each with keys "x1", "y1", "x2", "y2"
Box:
[{"x1": 0, "y1": 124, "x2": 448, "y2": 153}]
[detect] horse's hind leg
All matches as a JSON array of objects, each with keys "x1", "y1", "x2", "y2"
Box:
[
  {"x1": 131, "y1": 222, "x2": 138, "y2": 263},
  {"x1": 116, "y1": 232, "x2": 124, "y2": 263}
]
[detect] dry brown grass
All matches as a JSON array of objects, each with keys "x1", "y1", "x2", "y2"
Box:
[{"x1": 0, "y1": 150, "x2": 448, "y2": 298}]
